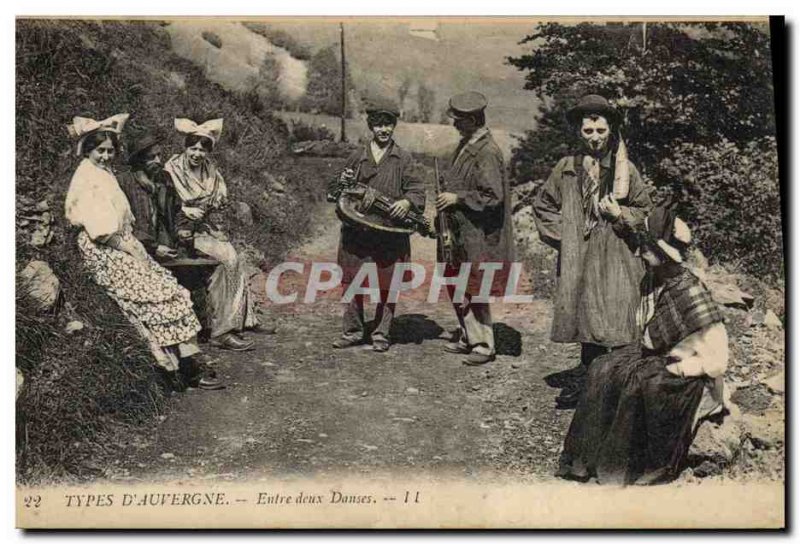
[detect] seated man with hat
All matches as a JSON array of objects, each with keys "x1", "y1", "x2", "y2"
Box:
[
  {"x1": 532, "y1": 94, "x2": 653, "y2": 408},
  {"x1": 118, "y1": 130, "x2": 181, "y2": 261},
  {"x1": 329, "y1": 98, "x2": 425, "y2": 352},
  {"x1": 436, "y1": 91, "x2": 514, "y2": 366}
]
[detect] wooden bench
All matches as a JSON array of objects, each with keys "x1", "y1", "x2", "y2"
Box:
[{"x1": 160, "y1": 257, "x2": 220, "y2": 341}]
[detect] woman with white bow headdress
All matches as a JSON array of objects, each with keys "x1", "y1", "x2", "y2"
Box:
[
  {"x1": 164, "y1": 118, "x2": 261, "y2": 351},
  {"x1": 64, "y1": 114, "x2": 221, "y2": 390}
]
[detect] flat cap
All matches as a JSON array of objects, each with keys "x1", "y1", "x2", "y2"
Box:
[
  {"x1": 446, "y1": 91, "x2": 488, "y2": 118},
  {"x1": 365, "y1": 97, "x2": 400, "y2": 119}
]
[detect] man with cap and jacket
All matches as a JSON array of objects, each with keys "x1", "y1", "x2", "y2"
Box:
[
  {"x1": 118, "y1": 131, "x2": 181, "y2": 261},
  {"x1": 436, "y1": 91, "x2": 514, "y2": 366},
  {"x1": 532, "y1": 94, "x2": 653, "y2": 408},
  {"x1": 328, "y1": 98, "x2": 425, "y2": 352}
]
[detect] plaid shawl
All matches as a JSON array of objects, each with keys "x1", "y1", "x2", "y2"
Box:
[{"x1": 646, "y1": 268, "x2": 725, "y2": 353}]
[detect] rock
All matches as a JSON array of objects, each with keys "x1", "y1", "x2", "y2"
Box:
[
  {"x1": 16, "y1": 368, "x2": 23, "y2": 401},
  {"x1": 405, "y1": 387, "x2": 419, "y2": 395},
  {"x1": 762, "y1": 371, "x2": 784, "y2": 395},
  {"x1": 160, "y1": 453, "x2": 175, "y2": 460},
  {"x1": 20, "y1": 260, "x2": 60, "y2": 310},
  {"x1": 35, "y1": 199, "x2": 50, "y2": 212},
  {"x1": 233, "y1": 201, "x2": 253, "y2": 226},
  {"x1": 65, "y1": 320, "x2": 85, "y2": 334},
  {"x1": 30, "y1": 224, "x2": 53, "y2": 247},
  {"x1": 270, "y1": 179, "x2": 286, "y2": 193},
  {"x1": 689, "y1": 416, "x2": 742, "y2": 466},
  {"x1": 739, "y1": 413, "x2": 783, "y2": 450},
  {"x1": 763, "y1": 310, "x2": 782, "y2": 330},
  {"x1": 692, "y1": 460, "x2": 723, "y2": 478}
]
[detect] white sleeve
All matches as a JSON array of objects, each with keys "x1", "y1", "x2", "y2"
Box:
[{"x1": 670, "y1": 322, "x2": 729, "y2": 378}]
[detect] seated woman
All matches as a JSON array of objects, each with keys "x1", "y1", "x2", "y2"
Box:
[
  {"x1": 556, "y1": 202, "x2": 729, "y2": 485},
  {"x1": 164, "y1": 118, "x2": 260, "y2": 351},
  {"x1": 64, "y1": 114, "x2": 222, "y2": 390}
]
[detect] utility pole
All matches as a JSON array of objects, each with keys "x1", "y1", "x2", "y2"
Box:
[
  {"x1": 642, "y1": 21, "x2": 647, "y2": 55},
  {"x1": 339, "y1": 22, "x2": 347, "y2": 143}
]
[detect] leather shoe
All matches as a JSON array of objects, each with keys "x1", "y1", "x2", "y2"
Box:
[
  {"x1": 444, "y1": 342, "x2": 470, "y2": 354},
  {"x1": 555, "y1": 385, "x2": 582, "y2": 409},
  {"x1": 462, "y1": 352, "x2": 495, "y2": 366},
  {"x1": 247, "y1": 323, "x2": 277, "y2": 335},
  {"x1": 372, "y1": 337, "x2": 390, "y2": 352},
  {"x1": 211, "y1": 333, "x2": 255, "y2": 351},
  {"x1": 332, "y1": 335, "x2": 364, "y2": 349}
]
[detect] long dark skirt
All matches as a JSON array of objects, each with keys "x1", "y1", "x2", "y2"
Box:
[{"x1": 556, "y1": 344, "x2": 705, "y2": 485}]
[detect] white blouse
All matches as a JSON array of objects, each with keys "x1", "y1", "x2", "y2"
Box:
[{"x1": 65, "y1": 159, "x2": 134, "y2": 241}]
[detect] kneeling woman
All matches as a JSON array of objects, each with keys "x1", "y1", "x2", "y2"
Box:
[
  {"x1": 164, "y1": 118, "x2": 259, "y2": 351},
  {"x1": 64, "y1": 114, "x2": 220, "y2": 389},
  {"x1": 556, "y1": 203, "x2": 728, "y2": 485}
]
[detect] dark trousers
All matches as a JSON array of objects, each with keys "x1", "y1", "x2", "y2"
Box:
[{"x1": 342, "y1": 292, "x2": 395, "y2": 341}]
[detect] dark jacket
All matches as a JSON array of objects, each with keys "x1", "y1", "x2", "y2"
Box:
[
  {"x1": 117, "y1": 169, "x2": 179, "y2": 254},
  {"x1": 440, "y1": 128, "x2": 514, "y2": 296},
  {"x1": 335, "y1": 141, "x2": 425, "y2": 287},
  {"x1": 533, "y1": 152, "x2": 653, "y2": 345}
]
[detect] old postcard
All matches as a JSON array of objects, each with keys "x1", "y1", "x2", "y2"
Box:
[{"x1": 15, "y1": 15, "x2": 785, "y2": 529}]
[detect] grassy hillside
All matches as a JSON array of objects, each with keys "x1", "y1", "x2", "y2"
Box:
[
  {"x1": 15, "y1": 19, "x2": 324, "y2": 481},
  {"x1": 166, "y1": 19, "x2": 541, "y2": 133}
]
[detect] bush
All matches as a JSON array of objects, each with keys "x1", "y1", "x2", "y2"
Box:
[
  {"x1": 243, "y1": 23, "x2": 313, "y2": 60},
  {"x1": 656, "y1": 137, "x2": 783, "y2": 281},
  {"x1": 289, "y1": 120, "x2": 335, "y2": 143}
]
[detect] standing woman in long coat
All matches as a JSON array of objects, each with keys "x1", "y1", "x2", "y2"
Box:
[
  {"x1": 436, "y1": 92, "x2": 515, "y2": 366},
  {"x1": 533, "y1": 94, "x2": 653, "y2": 407},
  {"x1": 164, "y1": 118, "x2": 260, "y2": 352},
  {"x1": 64, "y1": 114, "x2": 208, "y2": 386}
]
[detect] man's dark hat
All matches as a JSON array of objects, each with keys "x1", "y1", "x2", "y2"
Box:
[
  {"x1": 567, "y1": 94, "x2": 621, "y2": 127},
  {"x1": 126, "y1": 132, "x2": 163, "y2": 165},
  {"x1": 365, "y1": 97, "x2": 400, "y2": 119},
  {"x1": 446, "y1": 91, "x2": 488, "y2": 119}
]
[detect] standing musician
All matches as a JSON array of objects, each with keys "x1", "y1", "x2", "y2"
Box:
[
  {"x1": 436, "y1": 92, "x2": 514, "y2": 366},
  {"x1": 328, "y1": 99, "x2": 425, "y2": 352},
  {"x1": 532, "y1": 94, "x2": 653, "y2": 408}
]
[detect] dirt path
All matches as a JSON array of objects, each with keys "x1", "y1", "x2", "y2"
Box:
[{"x1": 115, "y1": 205, "x2": 577, "y2": 483}]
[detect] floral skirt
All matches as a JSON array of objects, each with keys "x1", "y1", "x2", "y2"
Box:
[
  {"x1": 78, "y1": 231, "x2": 201, "y2": 363},
  {"x1": 556, "y1": 344, "x2": 705, "y2": 485}
]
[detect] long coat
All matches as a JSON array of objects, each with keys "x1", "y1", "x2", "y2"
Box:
[
  {"x1": 533, "y1": 152, "x2": 652, "y2": 346},
  {"x1": 440, "y1": 129, "x2": 514, "y2": 296},
  {"x1": 335, "y1": 141, "x2": 425, "y2": 288}
]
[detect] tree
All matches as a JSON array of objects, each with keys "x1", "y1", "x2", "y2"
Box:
[
  {"x1": 300, "y1": 46, "x2": 355, "y2": 117},
  {"x1": 417, "y1": 83, "x2": 436, "y2": 123},
  {"x1": 507, "y1": 21, "x2": 782, "y2": 280},
  {"x1": 506, "y1": 22, "x2": 775, "y2": 185}
]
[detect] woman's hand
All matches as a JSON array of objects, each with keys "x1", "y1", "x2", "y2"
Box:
[
  {"x1": 155, "y1": 245, "x2": 179, "y2": 259},
  {"x1": 665, "y1": 363, "x2": 685, "y2": 377},
  {"x1": 183, "y1": 206, "x2": 206, "y2": 221}
]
